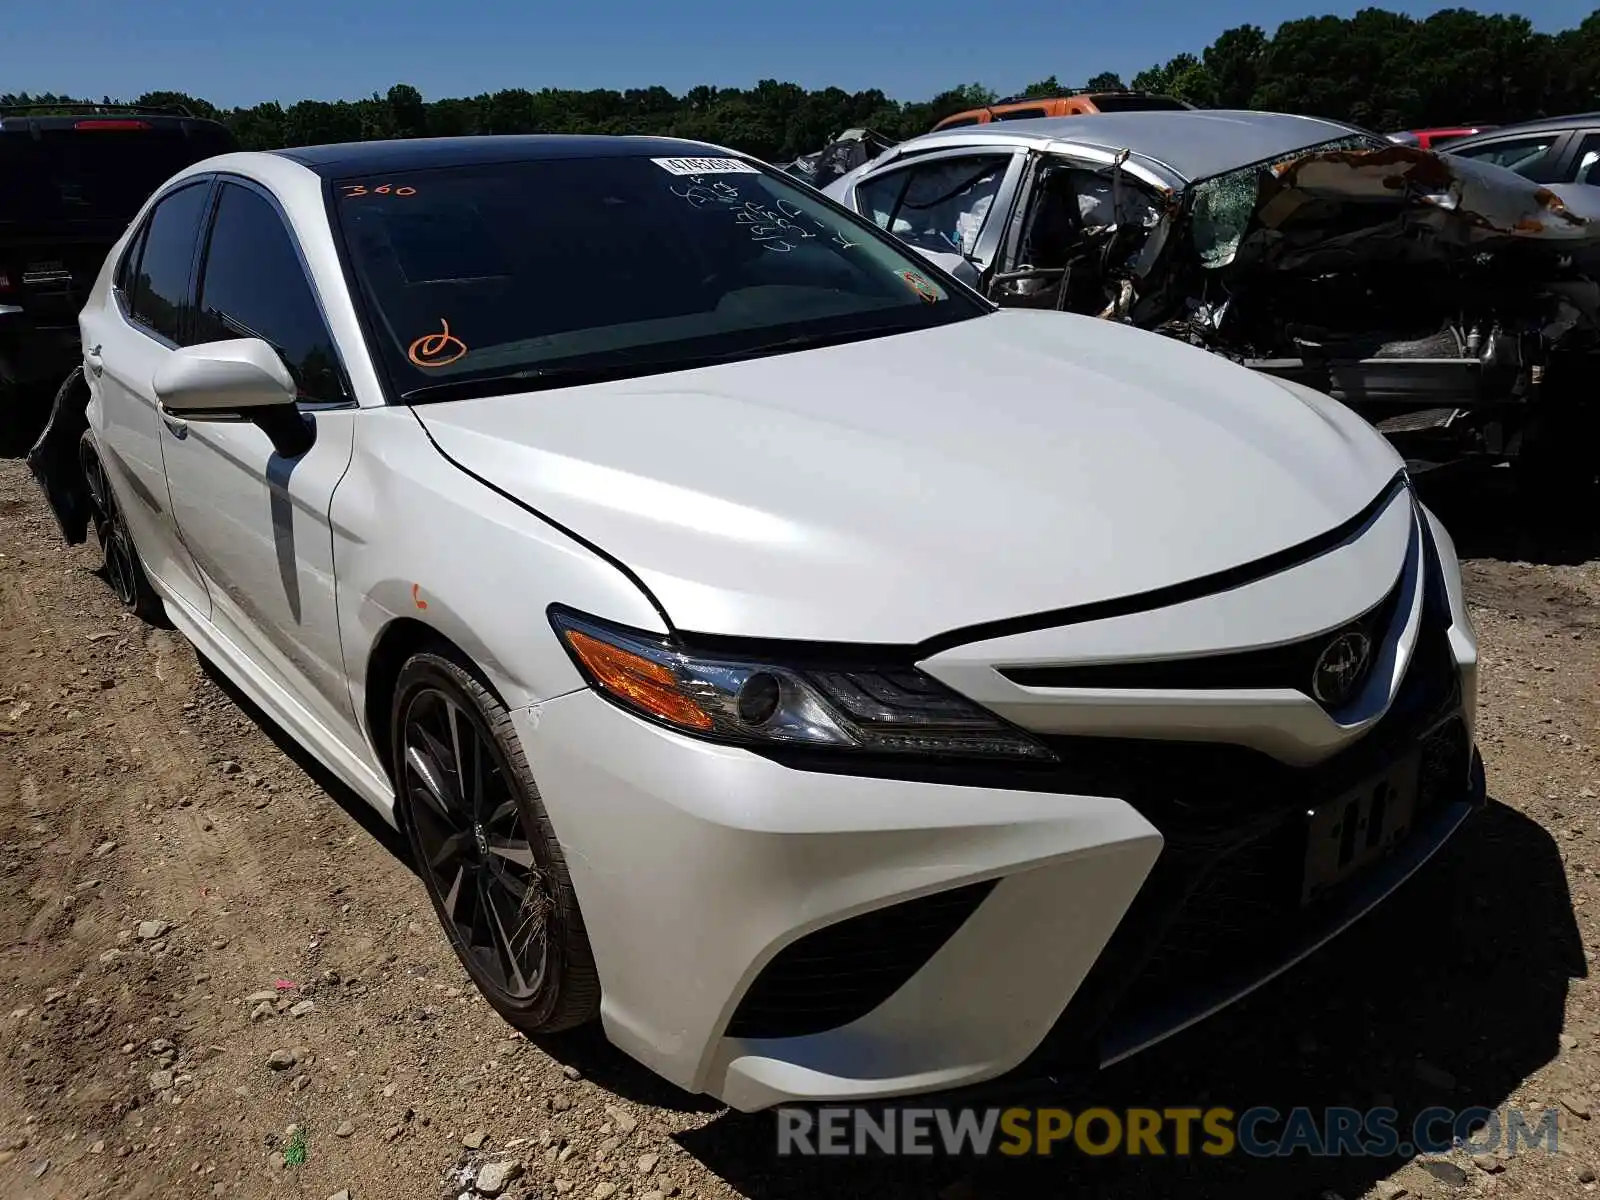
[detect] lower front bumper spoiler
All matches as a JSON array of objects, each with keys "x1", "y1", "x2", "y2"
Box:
[
  {"x1": 914, "y1": 748, "x2": 1486, "y2": 1110},
  {"x1": 1098, "y1": 746, "x2": 1485, "y2": 1070}
]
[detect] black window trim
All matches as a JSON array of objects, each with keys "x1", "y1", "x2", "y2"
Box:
[
  {"x1": 195, "y1": 173, "x2": 357, "y2": 412},
  {"x1": 117, "y1": 175, "x2": 216, "y2": 350}
]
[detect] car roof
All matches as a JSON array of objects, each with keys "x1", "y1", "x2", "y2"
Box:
[
  {"x1": 897, "y1": 109, "x2": 1371, "y2": 183},
  {"x1": 1446, "y1": 112, "x2": 1600, "y2": 149},
  {"x1": 272, "y1": 134, "x2": 735, "y2": 177}
]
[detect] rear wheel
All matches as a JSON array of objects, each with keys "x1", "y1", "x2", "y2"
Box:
[
  {"x1": 391, "y1": 649, "x2": 600, "y2": 1033},
  {"x1": 79, "y1": 432, "x2": 164, "y2": 622}
]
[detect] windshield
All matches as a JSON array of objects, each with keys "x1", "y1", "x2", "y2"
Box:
[
  {"x1": 0, "y1": 127, "x2": 235, "y2": 224},
  {"x1": 1186, "y1": 132, "x2": 1386, "y2": 268},
  {"x1": 332, "y1": 153, "x2": 987, "y2": 400}
]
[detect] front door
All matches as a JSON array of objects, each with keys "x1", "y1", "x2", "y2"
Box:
[{"x1": 157, "y1": 178, "x2": 360, "y2": 743}]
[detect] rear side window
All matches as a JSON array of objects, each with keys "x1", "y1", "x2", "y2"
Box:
[
  {"x1": 854, "y1": 155, "x2": 1011, "y2": 257},
  {"x1": 114, "y1": 221, "x2": 149, "y2": 296},
  {"x1": 992, "y1": 107, "x2": 1050, "y2": 122},
  {"x1": 1449, "y1": 135, "x2": 1559, "y2": 177},
  {"x1": 1087, "y1": 94, "x2": 1190, "y2": 112},
  {"x1": 194, "y1": 182, "x2": 345, "y2": 404},
  {"x1": 127, "y1": 181, "x2": 210, "y2": 343}
]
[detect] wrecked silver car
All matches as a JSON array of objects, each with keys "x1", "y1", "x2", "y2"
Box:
[{"x1": 823, "y1": 110, "x2": 1600, "y2": 495}]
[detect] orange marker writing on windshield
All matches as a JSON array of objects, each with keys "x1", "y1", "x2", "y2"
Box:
[{"x1": 408, "y1": 318, "x2": 467, "y2": 368}]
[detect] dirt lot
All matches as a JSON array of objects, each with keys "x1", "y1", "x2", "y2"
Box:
[{"x1": 1, "y1": 450, "x2": 1599, "y2": 1200}]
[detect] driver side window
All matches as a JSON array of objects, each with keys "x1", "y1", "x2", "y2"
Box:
[
  {"x1": 853, "y1": 155, "x2": 1010, "y2": 259},
  {"x1": 194, "y1": 182, "x2": 347, "y2": 405}
]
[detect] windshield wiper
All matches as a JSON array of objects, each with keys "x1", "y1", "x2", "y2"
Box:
[
  {"x1": 399, "y1": 323, "x2": 937, "y2": 404},
  {"x1": 400, "y1": 364, "x2": 663, "y2": 403}
]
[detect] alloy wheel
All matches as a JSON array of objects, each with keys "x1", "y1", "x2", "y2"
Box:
[
  {"x1": 82, "y1": 451, "x2": 139, "y2": 607},
  {"x1": 401, "y1": 687, "x2": 551, "y2": 999}
]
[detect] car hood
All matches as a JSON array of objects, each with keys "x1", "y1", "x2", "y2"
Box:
[{"x1": 414, "y1": 309, "x2": 1403, "y2": 645}]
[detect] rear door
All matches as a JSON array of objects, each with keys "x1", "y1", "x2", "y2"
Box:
[{"x1": 81, "y1": 178, "x2": 214, "y2": 617}]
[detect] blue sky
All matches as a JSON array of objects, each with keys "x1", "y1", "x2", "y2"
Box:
[{"x1": 3, "y1": 1, "x2": 1594, "y2": 109}]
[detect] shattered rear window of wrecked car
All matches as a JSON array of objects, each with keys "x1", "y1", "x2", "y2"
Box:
[{"x1": 1188, "y1": 134, "x2": 1386, "y2": 269}]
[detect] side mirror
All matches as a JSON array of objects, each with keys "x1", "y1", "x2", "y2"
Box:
[{"x1": 152, "y1": 338, "x2": 315, "y2": 458}]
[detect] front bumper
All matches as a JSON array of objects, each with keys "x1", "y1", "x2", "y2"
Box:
[
  {"x1": 517, "y1": 688, "x2": 1165, "y2": 1110},
  {"x1": 518, "y1": 499, "x2": 1480, "y2": 1112}
]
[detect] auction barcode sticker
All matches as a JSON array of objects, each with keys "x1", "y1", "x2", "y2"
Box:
[{"x1": 652, "y1": 157, "x2": 760, "y2": 175}]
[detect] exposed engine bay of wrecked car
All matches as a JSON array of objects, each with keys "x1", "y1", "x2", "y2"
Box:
[{"x1": 999, "y1": 138, "x2": 1600, "y2": 475}]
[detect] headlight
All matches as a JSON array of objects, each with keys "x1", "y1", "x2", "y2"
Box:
[{"x1": 550, "y1": 609, "x2": 1055, "y2": 762}]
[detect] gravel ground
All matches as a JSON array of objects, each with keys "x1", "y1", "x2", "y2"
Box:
[{"x1": 1, "y1": 450, "x2": 1599, "y2": 1200}]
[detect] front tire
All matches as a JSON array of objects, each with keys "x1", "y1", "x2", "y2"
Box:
[
  {"x1": 391, "y1": 648, "x2": 600, "y2": 1033},
  {"x1": 79, "y1": 432, "x2": 164, "y2": 623}
]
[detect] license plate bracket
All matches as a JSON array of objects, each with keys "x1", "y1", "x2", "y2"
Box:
[{"x1": 1301, "y1": 753, "x2": 1421, "y2": 905}]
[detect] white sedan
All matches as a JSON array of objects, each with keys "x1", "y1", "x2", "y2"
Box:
[{"x1": 29, "y1": 134, "x2": 1483, "y2": 1111}]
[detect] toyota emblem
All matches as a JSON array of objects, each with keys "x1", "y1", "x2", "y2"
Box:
[{"x1": 1312, "y1": 629, "x2": 1373, "y2": 707}]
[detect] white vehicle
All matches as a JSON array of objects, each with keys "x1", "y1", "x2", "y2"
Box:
[{"x1": 29, "y1": 135, "x2": 1483, "y2": 1112}]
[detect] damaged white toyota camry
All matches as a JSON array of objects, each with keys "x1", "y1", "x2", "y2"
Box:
[{"x1": 29, "y1": 135, "x2": 1482, "y2": 1111}]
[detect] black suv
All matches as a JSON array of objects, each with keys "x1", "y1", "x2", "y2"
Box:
[{"x1": 1, "y1": 104, "x2": 236, "y2": 442}]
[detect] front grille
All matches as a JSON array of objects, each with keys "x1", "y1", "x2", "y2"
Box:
[
  {"x1": 999, "y1": 557, "x2": 1408, "y2": 709},
  {"x1": 1113, "y1": 715, "x2": 1468, "y2": 1017},
  {"x1": 724, "y1": 880, "x2": 997, "y2": 1040},
  {"x1": 1018, "y1": 535, "x2": 1468, "y2": 1072}
]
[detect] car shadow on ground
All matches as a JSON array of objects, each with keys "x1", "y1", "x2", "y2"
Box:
[
  {"x1": 183, "y1": 493, "x2": 1588, "y2": 1196},
  {"x1": 671, "y1": 799, "x2": 1584, "y2": 1199},
  {"x1": 1418, "y1": 469, "x2": 1600, "y2": 567},
  {"x1": 195, "y1": 654, "x2": 409, "y2": 861}
]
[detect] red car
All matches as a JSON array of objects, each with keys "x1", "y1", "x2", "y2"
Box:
[{"x1": 1386, "y1": 126, "x2": 1494, "y2": 151}]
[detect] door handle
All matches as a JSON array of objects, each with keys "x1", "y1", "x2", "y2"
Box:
[{"x1": 84, "y1": 345, "x2": 104, "y2": 377}]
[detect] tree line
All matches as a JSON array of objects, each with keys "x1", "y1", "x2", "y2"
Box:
[{"x1": 7, "y1": 7, "x2": 1600, "y2": 163}]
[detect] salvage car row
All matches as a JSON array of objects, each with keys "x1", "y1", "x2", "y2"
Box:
[
  {"x1": 819, "y1": 108, "x2": 1600, "y2": 495},
  {"x1": 1, "y1": 102, "x2": 1570, "y2": 1111}
]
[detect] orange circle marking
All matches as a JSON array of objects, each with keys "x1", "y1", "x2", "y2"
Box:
[
  {"x1": 900, "y1": 271, "x2": 941, "y2": 304},
  {"x1": 411, "y1": 583, "x2": 428, "y2": 611},
  {"x1": 408, "y1": 318, "x2": 467, "y2": 368}
]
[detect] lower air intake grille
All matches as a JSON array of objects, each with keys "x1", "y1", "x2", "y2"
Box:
[{"x1": 724, "y1": 880, "x2": 998, "y2": 1040}]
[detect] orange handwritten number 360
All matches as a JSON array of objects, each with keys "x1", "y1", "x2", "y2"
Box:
[
  {"x1": 342, "y1": 183, "x2": 416, "y2": 198},
  {"x1": 408, "y1": 318, "x2": 467, "y2": 368}
]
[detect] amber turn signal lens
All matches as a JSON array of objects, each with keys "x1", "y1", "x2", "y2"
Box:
[{"x1": 562, "y1": 629, "x2": 714, "y2": 730}]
